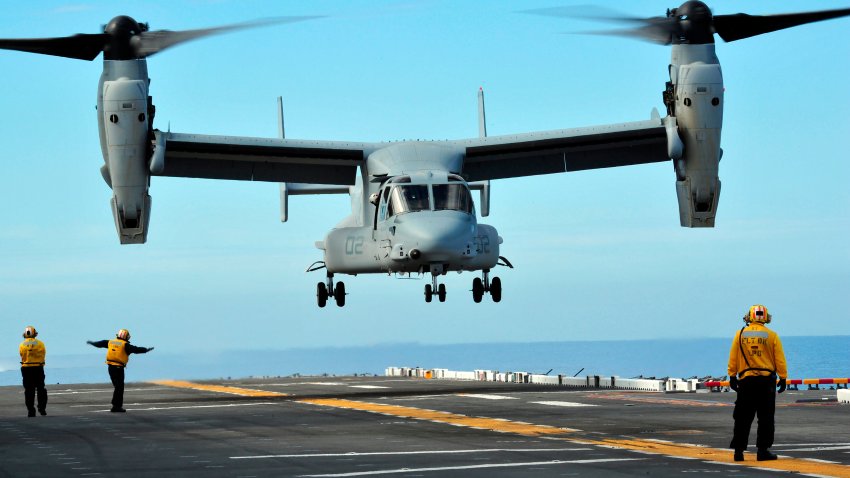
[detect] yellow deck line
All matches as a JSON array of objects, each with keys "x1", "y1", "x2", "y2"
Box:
[
  {"x1": 151, "y1": 380, "x2": 288, "y2": 397},
  {"x1": 300, "y1": 398, "x2": 850, "y2": 477},
  {"x1": 299, "y1": 398, "x2": 577, "y2": 436}
]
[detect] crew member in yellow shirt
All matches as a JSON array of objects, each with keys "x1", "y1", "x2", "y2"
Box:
[
  {"x1": 19, "y1": 326, "x2": 48, "y2": 417},
  {"x1": 727, "y1": 304, "x2": 788, "y2": 462},
  {"x1": 87, "y1": 329, "x2": 154, "y2": 413}
]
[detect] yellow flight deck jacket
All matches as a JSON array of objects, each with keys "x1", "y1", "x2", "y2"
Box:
[
  {"x1": 728, "y1": 322, "x2": 788, "y2": 380},
  {"x1": 106, "y1": 339, "x2": 130, "y2": 366},
  {"x1": 20, "y1": 338, "x2": 46, "y2": 367}
]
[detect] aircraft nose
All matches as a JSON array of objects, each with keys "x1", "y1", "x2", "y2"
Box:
[{"x1": 400, "y1": 213, "x2": 474, "y2": 261}]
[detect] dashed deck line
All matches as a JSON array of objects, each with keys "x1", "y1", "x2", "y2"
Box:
[{"x1": 151, "y1": 380, "x2": 288, "y2": 397}]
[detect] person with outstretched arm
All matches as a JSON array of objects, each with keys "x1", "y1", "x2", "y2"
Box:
[{"x1": 87, "y1": 329, "x2": 154, "y2": 412}]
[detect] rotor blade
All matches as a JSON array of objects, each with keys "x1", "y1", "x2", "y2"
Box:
[
  {"x1": 133, "y1": 16, "x2": 322, "y2": 57},
  {"x1": 522, "y1": 7, "x2": 676, "y2": 45},
  {"x1": 0, "y1": 33, "x2": 109, "y2": 60},
  {"x1": 521, "y1": 5, "x2": 646, "y2": 24},
  {"x1": 589, "y1": 18, "x2": 676, "y2": 45},
  {"x1": 713, "y1": 7, "x2": 850, "y2": 42}
]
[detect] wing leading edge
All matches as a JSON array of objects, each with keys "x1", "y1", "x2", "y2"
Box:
[
  {"x1": 151, "y1": 131, "x2": 367, "y2": 185},
  {"x1": 459, "y1": 118, "x2": 669, "y2": 182}
]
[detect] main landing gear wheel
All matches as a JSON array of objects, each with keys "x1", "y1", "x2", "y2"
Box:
[
  {"x1": 317, "y1": 282, "x2": 328, "y2": 308},
  {"x1": 438, "y1": 283, "x2": 447, "y2": 303},
  {"x1": 490, "y1": 276, "x2": 502, "y2": 303},
  {"x1": 472, "y1": 269, "x2": 503, "y2": 303},
  {"x1": 424, "y1": 284, "x2": 433, "y2": 303},
  {"x1": 334, "y1": 282, "x2": 346, "y2": 307},
  {"x1": 471, "y1": 278, "x2": 484, "y2": 303}
]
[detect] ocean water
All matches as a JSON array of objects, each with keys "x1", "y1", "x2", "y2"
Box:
[{"x1": 1, "y1": 336, "x2": 846, "y2": 387}]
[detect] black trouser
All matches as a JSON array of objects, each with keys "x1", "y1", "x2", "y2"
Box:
[
  {"x1": 108, "y1": 365, "x2": 125, "y2": 409},
  {"x1": 21, "y1": 366, "x2": 47, "y2": 413},
  {"x1": 730, "y1": 375, "x2": 776, "y2": 451}
]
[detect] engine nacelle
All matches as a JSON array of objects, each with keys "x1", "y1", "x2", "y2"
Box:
[
  {"x1": 669, "y1": 44, "x2": 724, "y2": 227},
  {"x1": 102, "y1": 77, "x2": 151, "y2": 243}
]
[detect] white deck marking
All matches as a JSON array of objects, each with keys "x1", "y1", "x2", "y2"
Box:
[
  {"x1": 296, "y1": 458, "x2": 644, "y2": 476},
  {"x1": 457, "y1": 394, "x2": 518, "y2": 400},
  {"x1": 50, "y1": 388, "x2": 169, "y2": 395},
  {"x1": 776, "y1": 443, "x2": 850, "y2": 447},
  {"x1": 348, "y1": 385, "x2": 389, "y2": 389},
  {"x1": 231, "y1": 447, "x2": 592, "y2": 459},
  {"x1": 781, "y1": 446, "x2": 850, "y2": 452},
  {"x1": 531, "y1": 401, "x2": 597, "y2": 407},
  {"x1": 261, "y1": 382, "x2": 346, "y2": 386},
  {"x1": 92, "y1": 402, "x2": 276, "y2": 412}
]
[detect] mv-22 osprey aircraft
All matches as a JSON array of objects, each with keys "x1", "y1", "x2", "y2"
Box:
[{"x1": 2, "y1": 2, "x2": 849, "y2": 307}]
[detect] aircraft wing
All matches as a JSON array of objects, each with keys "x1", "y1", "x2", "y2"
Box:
[
  {"x1": 457, "y1": 117, "x2": 670, "y2": 182},
  {"x1": 150, "y1": 131, "x2": 368, "y2": 185}
]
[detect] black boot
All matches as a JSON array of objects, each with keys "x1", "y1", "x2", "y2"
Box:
[
  {"x1": 757, "y1": 449, "x2": 778, "y2": 461},
  {"x1": 733, "y1": 450, "x2": 744, "y2": 461}
]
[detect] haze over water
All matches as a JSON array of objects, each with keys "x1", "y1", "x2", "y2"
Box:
[{"x1": 1, "y1": 336, "x2": 846, "y2": 387}]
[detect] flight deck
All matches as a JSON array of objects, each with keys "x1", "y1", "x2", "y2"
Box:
[{"x1": 1, "y1": 376, "x2": 847, "y2": 477}]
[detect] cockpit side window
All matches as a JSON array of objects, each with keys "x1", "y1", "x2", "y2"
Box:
[
  {"x1": 433, "y1": 184, "x2": 473, "y2": 214},
  {"x1": 388, "y1": 185, "x2": 430, "y2": 217}
]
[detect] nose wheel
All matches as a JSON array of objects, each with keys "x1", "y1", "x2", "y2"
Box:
[
  {"x1": 471, "y1": 269, "x2": 502, "y2": 303},
  {"x1": 317, "y1": 273, "x2": 346, "y2": 308},
  {"x1": 424, "y1": 277, "x2": 447, "y2": 303}
]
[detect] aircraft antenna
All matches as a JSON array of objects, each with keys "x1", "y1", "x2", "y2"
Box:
[
  {"x1": 277, "y1": 96, "x2": 286, "y2": 139},
  {"x1": 477, "y1": 87, "x2": 487, "y2": 138}
]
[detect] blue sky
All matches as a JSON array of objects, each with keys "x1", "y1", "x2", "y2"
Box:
[{"x1": 1, "y1": 1, "x2": 848, "y2": 361}]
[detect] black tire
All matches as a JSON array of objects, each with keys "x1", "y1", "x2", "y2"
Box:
[
  {"x1": 491, "y1": 276, "x2": 502, "y2": 303},
  {"x1": 438, "y1": 283, "x2": 446, "y2": 302},
  {"x1": 335, "y1": 282, "x2": 346, "y2": 307},
  {"x1": 472, "y1": 278, "x2": 483, "y2": 303},
  {"x1": 425, "y1": 284, "x2": 433, "y2": 303},
  {"x1": 317, "y1": 282, "x2": 328, "y2": 308}
]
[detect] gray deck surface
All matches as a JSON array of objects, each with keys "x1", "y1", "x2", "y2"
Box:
[{"x1": 1, "y1": 376, "x2": 847, "y2": 477}]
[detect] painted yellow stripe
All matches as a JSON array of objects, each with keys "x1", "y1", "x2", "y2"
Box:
[
  {"x1": 300, "y1": 397, "x2": 850, "y2": 477},
  {"x1": 151, "y1": 380, "x2": 288, "y2": 397},
  {"x1": 299, "y1": 398, "x2": 577, "y2": 436}
]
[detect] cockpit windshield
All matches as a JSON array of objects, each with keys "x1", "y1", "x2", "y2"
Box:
[
  {"x1": 433, "y1": 184, "x2": 472, "y2": 213},
  {"x1": 388, "y1": 185, "x2": 430, "y2": 215}
]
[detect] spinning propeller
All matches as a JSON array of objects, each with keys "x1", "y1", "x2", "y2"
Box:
[
  {"x1": 528, "y1": 1, "x2": 850, "y2": 45},
  {"x1": 0, "y1": 15, "x2": 317, "y2": 61}
]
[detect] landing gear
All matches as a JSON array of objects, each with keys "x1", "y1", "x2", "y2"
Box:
[
  {"x1": 472, "y1": 278, "x2": 484, "y2": 303},
  {"x1": 471, "y1": 269, "x2": 502, "y2": 303},
  {"x1": 490, "y1": 276, "x2": 502, "y2": 303},
  {"x1": 317, "y1": 282, "x2": 328, "y2": 308},
  {"x1": 316, "y1": 273, "x2": 347, "y2": 308},
  {"x1": 424, "y1": 274, "x2": 447, "y2": 303},
  {"x1": 335, "y1": 281, "x2": 346, "y2": 307}
]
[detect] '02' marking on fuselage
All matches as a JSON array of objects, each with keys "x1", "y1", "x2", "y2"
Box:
[{"x1": 345, "y1": 236, "x2": 365, "y2": 255}]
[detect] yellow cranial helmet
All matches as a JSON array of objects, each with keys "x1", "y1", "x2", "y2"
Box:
[
  {"x1": 116, "y1": 329, "x2": 131, "y2": 340},
  {"x1": 23, "y1": 326, "x2": 38, "y2": 338},
  {"x1": 748, "y1": 304, "x2": 771, "y2": 324}
]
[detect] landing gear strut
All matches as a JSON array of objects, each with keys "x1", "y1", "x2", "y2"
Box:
[
  {"x1": 424, "y1": 275, "x2": 446, "y2": 303},
  {"x1": 471, "y1": 269, "x2": 502, "y2": 303},
  {"x1": 317, "y1": 272, "x2": 346, "y2": 308}
]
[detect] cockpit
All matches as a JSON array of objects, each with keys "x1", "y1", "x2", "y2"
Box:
[{"x1": 378, "y1": 173, "x2": 474, "y2": 220}]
